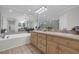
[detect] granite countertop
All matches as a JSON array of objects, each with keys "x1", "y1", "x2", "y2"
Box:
[{"x1": 34, "y1": 31, "x2": 79, "y2": 40}]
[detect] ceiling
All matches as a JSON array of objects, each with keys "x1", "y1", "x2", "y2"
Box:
[{"x1": 0, "y1": 5, "x2": 79, "y2": 17}]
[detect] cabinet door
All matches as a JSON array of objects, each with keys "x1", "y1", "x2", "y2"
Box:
[
  {"x1": 38, "y1": 33, "x2": 47, "y2": 53},
  {"x1": 31, "y1": 32, "x2": 38, "y2": 46},
  {"x1": 59, "y1": 45, "x2": 78, "y2": 54},
  {"x1": 47, "y1": 41, "x2": 58, "y2": 54}
]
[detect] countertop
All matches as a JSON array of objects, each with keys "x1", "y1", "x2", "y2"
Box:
[{"x1": 33, "y1": 31, "x2": 79, "y2": 40}]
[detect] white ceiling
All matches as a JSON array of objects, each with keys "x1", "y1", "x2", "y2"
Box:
[{"x1": 0, "y1": 5, "x2": 79, "y2": 17}]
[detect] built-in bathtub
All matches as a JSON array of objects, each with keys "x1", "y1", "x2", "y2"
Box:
[{"x1": 0, "y1": 33, "x2": 31, "y2": 52}]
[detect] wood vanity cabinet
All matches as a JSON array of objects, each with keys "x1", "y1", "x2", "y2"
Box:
[
  {"x1": 31, "y1": 32, "x2": 38, "y2": 46},
  {"x1": 31, "y1": 31, "x2": 79, "y2": 54}
]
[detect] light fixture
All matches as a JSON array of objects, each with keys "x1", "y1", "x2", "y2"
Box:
[{"x1": 35, "y1": 6, "x2": 47, "y2": 14}]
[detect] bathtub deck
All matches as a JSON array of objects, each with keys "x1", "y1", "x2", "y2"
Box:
[{"x1": 0, "y1": 44, "x2": 41, "y2": 54}]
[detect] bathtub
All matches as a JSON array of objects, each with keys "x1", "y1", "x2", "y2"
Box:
[{"x1": 0, "y1": 33, "x2": 31, "y2": 52}]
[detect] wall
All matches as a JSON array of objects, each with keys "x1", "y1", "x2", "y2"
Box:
[
  {"x1": 0, "y1": 7, "x2": 2, "y2": 31},
  {"x1": 59, "y1": 7, "x2": 79, "y2": 30}
]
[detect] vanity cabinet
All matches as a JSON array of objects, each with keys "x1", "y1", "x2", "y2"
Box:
[{"x1": 31, "y1": 31, "x2": 79, "y2": 54}]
